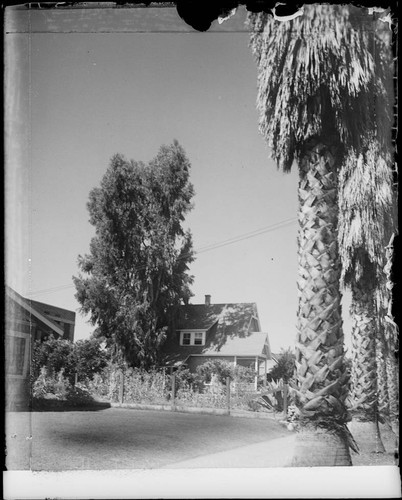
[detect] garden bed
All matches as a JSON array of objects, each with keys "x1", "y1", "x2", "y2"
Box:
[{"x1": 31, "y1": 397, "x2": 111, "y2": 412}]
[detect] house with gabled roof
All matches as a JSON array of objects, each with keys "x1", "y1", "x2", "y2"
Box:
[
  {"x1": 5, "y1": 286, "x2": 76, "y2": 409},
  {"x1": 160, "y1": 295, "x2": 271, "y2": 389}
]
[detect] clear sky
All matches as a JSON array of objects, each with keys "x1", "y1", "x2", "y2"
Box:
[{"x1": 6, "y1": 5, "x2": 352, "y2": 354}]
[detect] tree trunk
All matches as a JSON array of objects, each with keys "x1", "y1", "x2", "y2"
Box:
[
  {"x1": 293, "y1": 141, "x2": 352, "y2": 466},
  {"x1": 386, "y1": 353, "x2": 399, "y2": 435},
  {"x1": 376, "y1": 334, "x2": 390, "y2": 422},
  {"x1": 381, "y1": 234, "x2": 399, "y2": 435},
  {"x1": 349, "y1": 278, "x2": 385, "y2": 453}
]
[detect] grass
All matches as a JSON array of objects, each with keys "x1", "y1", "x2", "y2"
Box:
[
  {"x1": 5, "y1": 407, "x2": 289, "y2": 470},
  {"x1": 6, "y1": 405, "x2": 398, "y2": 470}
]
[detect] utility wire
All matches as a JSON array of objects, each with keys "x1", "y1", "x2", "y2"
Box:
[
  {"x1": 195, "y1": 216, "x2": 296, "y2": 253},
  {"x1": 25, "y1": 216, "x2": 297, "y2": 297}
]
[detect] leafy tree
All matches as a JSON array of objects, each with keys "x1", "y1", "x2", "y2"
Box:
[
  {"x1": 74, "y1": 338, "x2": 110, "y2": 382},
  {"x1": 248, "y1": 6, "x2": 389, "y2": 465},
  {"x1": 73, "y1": 141, "x2": 195, "y2": 369},
  {"x1": 32, "y1": 335, "x2": 76, "y2": 383},
  {"x1": 31, "y1": 336, "x2": 110, "y2": 384},
  {"x1": 267, "y1": 348, "x2": 295, "y2": 383}
]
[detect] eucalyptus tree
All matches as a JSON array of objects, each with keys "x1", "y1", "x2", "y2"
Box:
[
  {"x1": 248, "y1": 5, "x2": 386, "y2": 466},
  {"x1": 73, "y1": 141, "x2": 194, "y2": 369}
]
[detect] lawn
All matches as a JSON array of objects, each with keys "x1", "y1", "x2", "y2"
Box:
[
  {"x1": 5, "y1": 407, "x2": 288, "y2": 470},
  {"x1": 5, "y1": 408, "x2": 398, "y2": 470}
]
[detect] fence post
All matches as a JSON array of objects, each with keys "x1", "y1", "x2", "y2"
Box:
[
  {"x1": 171, "y1": 374, "x2": 176, "y2": 411},
  {"x1": 162, "y1": 367, "x2": 166, "y2": 393},
  {"x1": 283, "y1": 381, "x2": 288, "y2": 416},
  {"x1": 119, "y1": 370, "x2": 124, "y2": 404},
  {"x1": 226, "y1": 377, "x2": 231, "y2": 415},
  {"x1": 74, "y1": 373, "x2": 78, "y2": 386}
]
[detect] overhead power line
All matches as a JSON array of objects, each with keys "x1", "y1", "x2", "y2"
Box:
[
  {"x1": 25, "y1": 216, "x2": 297, "y2": 297},
  {"x1": 195, "y1": 217, "x2": 296, "y2": 254}
]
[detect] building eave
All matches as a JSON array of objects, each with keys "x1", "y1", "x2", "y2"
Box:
[{"x1": 6, "y1": 287, "x2": 64, "y2": 337}]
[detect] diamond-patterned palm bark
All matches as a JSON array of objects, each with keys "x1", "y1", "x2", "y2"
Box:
[
  {"x1": 376, "y1": 334, "x2": 390, "y2": 421},
  {"x1": 292, "y1": 142, "x2": 351, "y2": 466},
  {"x1": 348, "y1": 277, "x2": 386, "y2": 453},
  {"x1": 381, "y1": 236, "x2": 399, "y2": 433},
  {"x1": 349, "y1": 280, "x2": 378, "y2": 421},
  {"x1": 386, "y1": 353, "x2": 399, "y2": 434}
]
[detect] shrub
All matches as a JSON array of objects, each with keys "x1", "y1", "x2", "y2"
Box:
[
  {"x1": 32, "y1": 368, "x2": 95, "y2": 407},
  {"x1": 287, "y1": 405, "x2": 300, "y2": 428},
  {"x1": 233, "y1": 365, "x2": 257, "y2": 384},
  {"x1": 86, "y1": 371, "x2": 111, "y2": 400},
  {"x1": 169, "y1": 367, "x2": 204, "y2": 393},
  {"x1": 259, "y1": 380, "x2": 286, "y2": 411},
  {"x1": 32, "y1": 336, "x2": 76, "y2": 382},
  {"x1": 122, "y1": 367, "x2": 167, "y2": 404},
  {"x1": 246, "y1": 398, "x2": 261, "y2": 412},
  {"x1": 66, "y1": 384, "x2": 95, "y2": 406},
  {"x1": 31, "y1": 336, "x2": 111, "y2": 386},
  {"x1": 196, "y1": 359, "x2": 234, "y2": 384},
  {"x1": 32, "y1": 367, "x2": 55, "y2": 398},
  {"x1": 32, "y1": 368, "x2": 71, "y2": 400},
  {"x1": 74, "y1": 338, "x2": 110, "y2": 382},
  {"x1": 53, "y1": 369, "x2": 71, "y2": 399},
  {"x1": 267, "y1": 348, "x2": 295, "y2": 383}
]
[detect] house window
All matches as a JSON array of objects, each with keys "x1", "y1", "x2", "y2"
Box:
[
  {"x1": 182, "y1": 332, "x2": 191, "y2": 345},
  {"x1": 179, "y1": 331, "x2": 205, "y2": 346},
  {"x1": 194, "y1": 332, "x2": 203, "y2": 345}
]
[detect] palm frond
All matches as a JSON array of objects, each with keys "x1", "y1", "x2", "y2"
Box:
[
  {"x1": 338, "y1": 140, "x2": 396, "y2": 285},
  {"x1": 248, "y1": 5, "x2": 393, "y2": 172},
  {"x1": 376, "y1": 233, "x2": 399, "y2": 353}
]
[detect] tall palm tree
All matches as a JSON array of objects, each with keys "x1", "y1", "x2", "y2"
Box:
[
  {"x1": 248, "y1": 5, "x2": 387, "y2": 466},
  {"x1": 377, "y1": 232, "x2": 399, "y2": 434},
  {"x1": 376, "y1": 331, "x2": 390, "y2": 423},
  {"x1": 337, "y1": 14, "x2": 395, "y2": 453},
  {"x1": 338, "y1": 143, "x2": 395, "y2": 454}
]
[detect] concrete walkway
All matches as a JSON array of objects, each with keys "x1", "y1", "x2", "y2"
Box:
[{"x1": 164, "y1": 434, "x2": 297, "y2": 468}]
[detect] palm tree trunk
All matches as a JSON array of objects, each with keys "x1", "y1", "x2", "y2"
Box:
[
  {"x1": 376, "y1": 334, "x2": 390, "y2": 422},
  {"x1": 349, "y1": 278, "x2": 385, "y2": 453},
  {"x1": 381, "y1": 235, "x2": 399, "y2": 436},
  {"x1": 292, "y1": 140, "x2": 352, "y2": 466},
  {"x1": 386, "y1": 352, "x2": 399, "y2": 435}
]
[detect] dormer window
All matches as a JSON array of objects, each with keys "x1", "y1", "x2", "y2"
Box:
[
  {"x1": 194, "y1": 332, "x2": 203, "y2": 345},
  {"x1": 179, "y1": 330, "x2": 205, "y2": 346}
]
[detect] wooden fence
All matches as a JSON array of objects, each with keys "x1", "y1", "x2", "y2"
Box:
[{"x1": 114, "y1": 372, "x2": 289, "y2": 414}]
